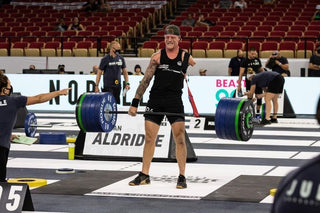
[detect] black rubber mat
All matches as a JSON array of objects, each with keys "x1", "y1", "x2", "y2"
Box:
[
  {"x1": 31, "y1": 170, "x2": 137, "y2": 195},
  {"x1": 202, "y1": 175, "x2": 282, "y2": 202}
]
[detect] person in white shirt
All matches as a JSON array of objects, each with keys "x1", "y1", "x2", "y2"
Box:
[{"x1": 234, "y1": 0, "x2": 247, "y2": 10}]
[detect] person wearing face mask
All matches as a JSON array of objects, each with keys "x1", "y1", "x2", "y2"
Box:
[
  {"x1": 228, "y1": 49, "x2": 244, "y2": 76},
  {"x1": 308, "y1": 44, "x2": 320, "y2": 77},
  {"x1": 0, "y1": 73, "x2": 70, "y2": 182},
  {"x1": 95, "y1": 40, "x2": 130, "y2": 104}
]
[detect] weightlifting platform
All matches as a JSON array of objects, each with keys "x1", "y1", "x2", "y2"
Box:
[{"x1": 8, "y1": 112, "x2": 320, "y2": 213}]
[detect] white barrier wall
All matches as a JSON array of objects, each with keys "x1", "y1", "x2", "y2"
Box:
[
  {"x1": 0, "y1": 57, "x2": 311, "y2": 77},
  {"x1": 6, "y1": 74, "x2": 320, "y2": 115}
]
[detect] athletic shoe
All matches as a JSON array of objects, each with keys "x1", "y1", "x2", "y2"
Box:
[
  {"x1": 260, "y1": 119, "x2": 271, "y2": 125},
  {"x1": 271, "y1": 118, "x2": 278, "y2": 123},
  {"x1": 129, "y1": 172, "x2": 150, "y2": 186},
  {"x1": 176, "y1": 175, "x2": 187, "y2": 189}
]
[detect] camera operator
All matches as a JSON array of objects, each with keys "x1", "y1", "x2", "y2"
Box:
[
  {"x1": 265, "y1": 51, "x2": 290, "y2": 77},
  {"x1": 58, "y1": 64, "x2": 65, "y2": 74}
]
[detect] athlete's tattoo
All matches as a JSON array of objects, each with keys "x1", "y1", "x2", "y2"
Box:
[{"x1": 135, "y1": 58, "x2": 158, "y2": 99}]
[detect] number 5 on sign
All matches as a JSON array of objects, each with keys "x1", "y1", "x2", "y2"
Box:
[
  {"x1": 0, "y1": 182, "x2": 34, "y2": 212},
  {"x1": 189, "y1": 117, "x2": 205, "y2": 131}
]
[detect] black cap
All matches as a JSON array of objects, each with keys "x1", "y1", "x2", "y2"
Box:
[{"x1": 164, "y1": 25, "x2": 180, "y2": 36}]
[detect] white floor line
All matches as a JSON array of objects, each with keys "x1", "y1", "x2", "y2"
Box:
[
  {"x1": 194, "y1": 149, "x2": 297, "y2": 159},
  {"x1": 191, "y1": 138, "x2": 317, "y2": 146}
]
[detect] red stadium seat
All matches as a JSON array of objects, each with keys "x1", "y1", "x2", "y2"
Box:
[
  {"x1": 279, "y1": 41, "x2": 296, "y2": 57},
  {"x1": 279, "y1": 41, "x2": 296, "y2": 49},
  {"x1": 224, "y1": 25, "x2": 240, "y2": 32},
  {"x1": 261, "y1": 41, "x2": 278, "y2": 51},
  {"x1": 179, "y1": 41, "x2": 191, "y2": 52},
  {"x1": 101, "y1": 25, "x2": 115, "y2": 31},
  {"x1": 303, "y1": 31, "x2": 319, "y2": 38},
  {"x1": 142, "y1": 41, "x2": 158, "y2": 50},
  {"x1": 263, "y1": 20, "x2": 277, "y2": 26},
  {"x1": 47, "y1": 31, "x2": 62, "y2": 42},
  {"x1": 11, "y1": 26, "x2": 25, "y2": 32},
  {"x1": 241, "y1": 25, "x2": 256, "y2": 31},
  {"x1": 245, "y1": 20, "x2": 261, "y2": 26},
  {"x1": 297, "y1": 41, "x2": 315, "y2": 51},
  {"x1": 192, "y1": 41, "x2": 208, "y2": 50},
  {"x1": 180, "y1": 26, "x2": 193, "y2": 32},
  {"x1": 199, "y1": 31, "x2": 218, "y2": 42},
  {"x1": 209, "y1": 25, "x2": 224, "y2": 32},
  {"x1": 307, "y1": 25, "x2": 320, "y2": 31},
  {"x1": 226, "y1": 41, "x2": 243, "y2": 50},
  {"x1": 86, "y1": 25, "x2": 100, "y2": 32},
  {"x1": 76, "y1": 41, "x2": 92, "y2": 49},
  {"x1": 193, "y1": 26, "x2": 209, "y2": 32},
  {"x1": 273, "y1": 25, "x2": 290, "y2": 32},
  {"x1": 209, "y1": 41, "x2": 226, "y2": 50},
  {"x1": 257, "y1": 25, "x2": 273, "y2": 32},
  {"x1": 216, "y1": 31, "x2": 235, "y2": 43},
  {"x1": 28, "y1": 42, "x2": 45, "y2": 49},
  {"x1": 62, "y1": 41, "x2": 76, "y2": 50},
  {"x1": 158, "y1": 41, "x2": 165, "y2": 49},
  {"x1": 116, "y1": 25, "x2": 131, "y2": 34},
  {"x1": 252, "y1": 31, "x2": 269, "y2": 43},
  {"x1": 12, "y1": 42, "x2": 28, "y2": 48},
  {"x1": 0, "y1": 42, "x2": 10, "y2": 49},
  {"x1": 245, "y1": 41, "x2": 261, "y2": 52},
  {"x1": 187, "y1": 31, "x2": 203, "y2": 38},
  {"x1": 63, "y1": 31, "x2": 77, "y2": 37},
  {"x1": 290, "y1": 25, "x2": 306, "y2": 32},
  {"x1": 44, "y1": 41, "x2": 60, "y2": 49},
  {"x1": 269, "y1": 31, "x2": 286, "y2": 42}
]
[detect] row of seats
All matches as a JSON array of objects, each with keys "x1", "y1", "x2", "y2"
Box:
[
  {"x1": 0, "y1": 39, "x2": 315, "y2": 58},
  {"x1": 0, "y1": 40, "x2": 109, "y2": 57},
  {"x1": 152, "y1": 30, "x2": 320, "y2": 41},
  {"x1": 195, "y1": 0, "x2": 313, "y2": 7},
  {"x1": 0, "y1": 13, "x2": 150, "y2": 38},
  {"x1": 0, "y1": 30, "x2": 128, "y2": 42},
  {"x1": 139, "y1": 40, "x2": 317, "y2": 58}
]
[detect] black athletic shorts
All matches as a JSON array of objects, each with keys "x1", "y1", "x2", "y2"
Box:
[
  {"x1": 267, "y1": 75, "x2": 285, "y2": 94},
  {"x1": 0, "y1": 146, "x2": 9, "y2": 182},
  {"x1": 144, "y1": 96, "x2": 185, "y2": 125},
  {"x1": 102, "y1": 87, "x2": 121, "y2": 104}
]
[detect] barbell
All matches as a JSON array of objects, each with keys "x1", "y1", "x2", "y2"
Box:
[
  {"x1": 23, "y1": 93, "x2": 266, "y2": 140},
  {"x1": 75, "y1": 92, "x2": 260, "y2": 141}
]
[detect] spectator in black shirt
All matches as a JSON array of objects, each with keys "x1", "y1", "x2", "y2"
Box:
[
  {"x1": 265, "y1": 51, "x2": 290, "y2": 77},
  {"x1": 237, "y1": 47, "x2": 264, "y2": 114},
  {"x1": 228, "y1": 49, "x2": 244, "y2": 76},
  {"x1": 308, "y1": 44, "x2": 320, "y2": 77},
  {"x1": 82, "y1": 0, "x2": 99, "y2": 12},
  {"x1": 195, "y1": 13, "x2": 216, "y2": 27}
]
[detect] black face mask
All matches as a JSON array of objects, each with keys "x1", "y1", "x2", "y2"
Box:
[
  {"x1": 3, "y1": 86, "x2": 12, "y2": 96},
  {"x1": 317, "y1": 49, "x2": 320, "y2": 54},
  {"x1": 114, "y1": 49, "x2": 121, "y2": 54}
]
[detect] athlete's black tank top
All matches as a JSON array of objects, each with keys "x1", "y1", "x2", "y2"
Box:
[{"x1": 149, "y1": 48, "x2": 190, "y2": 98}]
